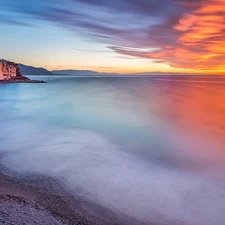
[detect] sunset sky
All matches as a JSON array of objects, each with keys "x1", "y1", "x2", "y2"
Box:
[{"x1": 0, "y1": 0, "x2": 225, "y2": 74}]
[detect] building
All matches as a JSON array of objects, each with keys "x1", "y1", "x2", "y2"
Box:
[
  {"x1": 0, "y1": 60, "x2": 17, "y2": 80},
  {"x1": 0, "y1": 63, "x2": 3, "y2": 80}
]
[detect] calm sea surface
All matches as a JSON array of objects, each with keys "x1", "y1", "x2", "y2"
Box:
[{"x1": 1, "y1": 75, "x2": 225, "y2": 224}]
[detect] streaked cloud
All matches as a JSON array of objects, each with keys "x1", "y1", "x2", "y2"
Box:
[{"x1": 1, "y1": 0, "x2": 225, "y2": 71}]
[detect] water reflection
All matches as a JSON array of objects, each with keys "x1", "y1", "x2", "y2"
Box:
[
  {"x1": 143, "y1": 79, "x2": 225, "y2": 174},
  {"x1": 1, "y1": 76, "x2": 225, "y2": 225}
]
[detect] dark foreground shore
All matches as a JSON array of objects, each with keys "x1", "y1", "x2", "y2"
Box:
[{"x1": 0, "y1": 167, "x2": 147, "y2": 225}]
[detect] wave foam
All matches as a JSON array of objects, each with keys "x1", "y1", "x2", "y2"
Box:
[{"x1": 1, "y1": 121, "x2": 225, "y2": 225}]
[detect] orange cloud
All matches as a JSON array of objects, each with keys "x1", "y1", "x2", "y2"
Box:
[
  {"x1": 111, "y1": 0, "x2": 225, "y2": 73},
  {"x1": 172, "y1": 0, "x2": 225, "y2": 71}
]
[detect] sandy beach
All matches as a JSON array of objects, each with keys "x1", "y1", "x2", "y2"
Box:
[
  {"x1": 0, "y1": 169, "x2": 83, "y2": 225},
  {"x1": 0, "y1": 166, "x2": 147, "y2": 225}
]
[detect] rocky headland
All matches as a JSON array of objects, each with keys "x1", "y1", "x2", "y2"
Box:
[
  {"x1": 0, "y1": 76, "x2": 46, "y2": 83},
  {"x1": 0, "y1": 59, "x2": 46, "y2": 83}
]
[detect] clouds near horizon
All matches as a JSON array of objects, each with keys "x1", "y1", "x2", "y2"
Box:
[{"x1": 1, "y1": 0, "x2": 225, "y2": 72}]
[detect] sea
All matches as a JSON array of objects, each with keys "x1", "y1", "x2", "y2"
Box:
[{"x1": 1, "y1": 75, "x2": 225, "y2": 225}]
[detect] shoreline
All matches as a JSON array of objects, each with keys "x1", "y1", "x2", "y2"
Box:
[
  {"x1": 0, "y1": 80, "x2": 46, "y2": 83},
  {"x1": 0, "y1": 167, "x2": 146, "y2": 225}
]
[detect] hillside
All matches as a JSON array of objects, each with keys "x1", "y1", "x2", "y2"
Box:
[
  {"x1": 18, "y1": 64, "x2": 53, "y2": 75},
  {"x1": 51, "y1": 69, "x2": 104, "y2": 76}
]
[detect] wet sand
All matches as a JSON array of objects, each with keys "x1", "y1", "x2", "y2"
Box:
[{"x1": 0, "y1": 167, "x2": 148, "y2": 225}]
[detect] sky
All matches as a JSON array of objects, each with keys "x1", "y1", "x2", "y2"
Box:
[{"x1": 0, "y1": 0, "x2": 225, "y2": 74}]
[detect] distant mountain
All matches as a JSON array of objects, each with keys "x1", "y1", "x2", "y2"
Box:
[
  {"x1": 1, "y1": 59, "x2": 205, "y2": 77},
  {"x1": 51, "y1": 69, "x2": 116, "y2": 76},
  {"x1": 18, "y1": 64, "x2": 53, "y2": 75},
  {"x1": 52, "y1": 69, "x2": 100, "y2": 76},
  {"x1": 51, "y1": 70, "x2": 199, "y2": 76}
]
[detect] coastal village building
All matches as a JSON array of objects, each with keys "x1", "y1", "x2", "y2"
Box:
[{"x1": 0, "y1": 60, "x2": 17, "y2": 80}]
